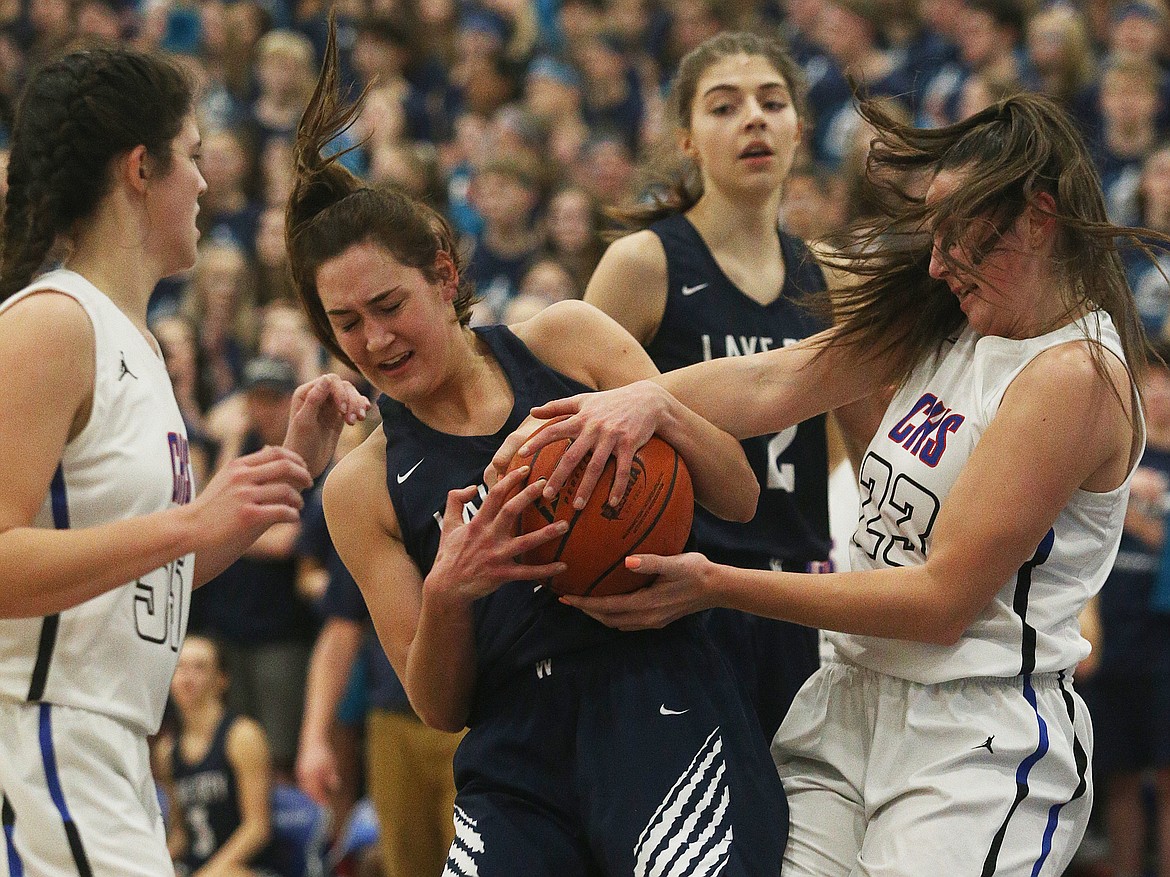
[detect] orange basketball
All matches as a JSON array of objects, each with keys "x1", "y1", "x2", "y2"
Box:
[{"x1": 507, "y1": 428, "x2": 694, "y2": 597}]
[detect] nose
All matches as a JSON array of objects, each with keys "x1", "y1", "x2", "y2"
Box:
[
  {"x1": 744, "y1": 96, "x2": 766, "y2": 129},
  {"x1": 365, "y1": 317, "x2": 394, "y2": 351},
  {"x1": 927, "y1": 238, "x2": 949, "y2": 281}
]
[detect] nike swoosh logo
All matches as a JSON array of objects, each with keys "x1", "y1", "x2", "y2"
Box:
[
  {"x1": 397, "y1": 459, "x2": 424, "y2": 484},
  {"x1": 659, "y1": 705, "x2": 689, "y2": 716},
  {"x1": 681, "y1": 283, "x2": 708, "y2": 296}
]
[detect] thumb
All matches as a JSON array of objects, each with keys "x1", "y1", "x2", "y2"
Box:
[{"x1": 624, "y1": 554, "x2": 663, "y2": 575}]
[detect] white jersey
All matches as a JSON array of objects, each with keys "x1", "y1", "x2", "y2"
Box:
[
  {"x1": 0, "y1": 269, "x2": 193, "y2": 734},
  {"x1": 831, "y1": 310, "x2": 1138, "y2": 683}
]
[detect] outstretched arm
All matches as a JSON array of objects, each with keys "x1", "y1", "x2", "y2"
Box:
[
  {"x1": 506, "y1": 300, "x2": 759, "y2": 520},
  {"x1": 563, "y1": 340, "x2": 1136, "y2": 643},
  {"x1": 523, "y1": 327, "x2": 886, "y2": 508},
  {"x1": 0, "y1": 293, "x2": 314, "y2": 615}
]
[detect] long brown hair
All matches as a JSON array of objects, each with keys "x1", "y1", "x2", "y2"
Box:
[
  {"x1": 823, "y1": 92, "x2": 1168, "y2": 393},
  {"x1": 608, "y1": 30, "x2": 806, "y2": 232},
  {"x1": 1, "y1": 46, "x2": 193, "y2": 301},
  {"x1": 284, "y1": 13, "x2": 475, "y2": 371}
]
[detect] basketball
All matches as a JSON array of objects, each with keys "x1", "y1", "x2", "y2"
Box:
[{"x1": 508, "y1": 427, "x2": 694, "y2": 597}]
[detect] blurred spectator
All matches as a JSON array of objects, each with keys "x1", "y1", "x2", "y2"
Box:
[
  {"x1": 247, "y1": 29, "x2": 318, "y2": 156},
  {"x1": 918, "y1": 0, "x2": 1028, "y2": 128},
  {"x1": 181, "y1": 240, "x2": 258, "y2": 404},
  {"x1": 255, "y1": 204, "x2": 297, "y2": 304},
  {"x1": 780, "y1": 161, "x2": 845, "y2": 242},
  {"x1": 811, "y1": 0, "x2": 916, "y2": 168},
  {"x1": 1024, "y1": 3, "x2": 1097, "y2": 110},
  {"x1": 1094, "y1": 55, "x2": 1162, "y2": 226},
  {"x1": 192, "y1": 355, "x2": 319, "y2": 780},
  {"x1": 1071, "y1": 0, "x2": 1170, "y2": 145},
  {"x1": 578, "y1": 30, "x2": 645, "y2": 152},
  {"x1": 543, "y1": 184, "x2": 605, "y2": 293},
  {"x1": 578, "y1": 129, "x2": 638, "y2": 206},
  {"x1": 352, "y1": 13, "x2": 457, "y2": 142},
  {"x1": 1127, "y1": 141, "x2": 1170, "y2": 336},
  {"x1": 157, "y1": 634, "x2": 279, "y2": 877},
  {"x1": 465, "y1": 155, "x2": 542, "y2": 322},
  {"x1": 502, "y1": 256, "x2": 581, "y2": 324},
  {"x1": 199, "y1": 127, "x2": 263, "y2": 257},
  {"x1": 154, "y1": 312, "x2": 216, "y2": 439}
]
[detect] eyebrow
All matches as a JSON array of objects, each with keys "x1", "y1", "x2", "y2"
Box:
[
  {"x1": 702, "y1": 82, "x2": 790, "y2": 98},
  {"x1": 326, "y1": 288, "x2": 398, "y2": 317}
]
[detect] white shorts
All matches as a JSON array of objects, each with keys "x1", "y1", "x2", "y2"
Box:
[
  {"x1": 772, "y1": 662, "x2": 1093, "y2": 877},
  {"x1": 0, "y1": 699, "x2": 171, "y2": 877}
]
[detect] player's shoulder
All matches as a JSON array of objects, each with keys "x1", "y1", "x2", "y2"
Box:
[
  {"x1": 512, "y1": 300, "x2": 642, "y2": 386},
  {"x1": 595, "y1": 229, "x2": 667, "y2": 278},
  {"x1": 325, "y1": 429, "x2": 387, "y2": 502},
  {"x1": 0, "y1": 288, "x2": 92, "y2": 349}
]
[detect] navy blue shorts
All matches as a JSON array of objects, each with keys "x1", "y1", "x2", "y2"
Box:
[
  {"x1": 445, "y1": 625, "x2": 787, "y2": 876},
  {"x1": 700, "y1": 552, "x2": 822, "y2": 744}
]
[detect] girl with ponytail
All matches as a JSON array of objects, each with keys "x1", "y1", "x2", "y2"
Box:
[{"x1": 287, "y1": 16, "x2": 791, "y2": 876}]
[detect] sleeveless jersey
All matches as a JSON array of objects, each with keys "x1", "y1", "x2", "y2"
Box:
[
  {"x1": 172, "y1": 711, "x2": 277, "y2": 872},
  {"x1": 647, "y1": 214, "x2": 830, "y2": 565},
  {"x1": 832, "y1": 310, "x2": 1138, "y2": 682},
  {"x1": 0, "y1": 268, "x2": 193, "y2": 734},
  {"x1": 379, "y1": 326, "x2": 654, "y2": 706}
]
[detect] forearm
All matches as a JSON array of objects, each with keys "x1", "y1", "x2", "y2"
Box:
[
  {"x1": 193, "y1": 527, "x2": 269, "y2": 588},
  {"x1": 403, "y1": 580, "x2": 477, "y2": 732},
  {"x1": 657, "y1": 336, "x2": 869, "y2": 442},
  {"x1": 653, "y1": 392, "x2": 757, "y2": 522},
  {"x1": 196, "y1": 819, "x2": 271, "y2": 876},
  {"x1": 300, "y1": 620, "x2": 362, "y2": 747},
  {"x1": 243, "y1": 522, "x2": 300, "y2": 560},
  {"x1": 0, "y1": 509, "x2": 194, "y2": 617},
  {"x1": 709, "y1": 561, "x2": 968, "y2": 646}
]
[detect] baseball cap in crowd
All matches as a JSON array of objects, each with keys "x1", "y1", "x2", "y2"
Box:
[{"x1": 242, "y1": 356, "x2": 298, "y2": 395}]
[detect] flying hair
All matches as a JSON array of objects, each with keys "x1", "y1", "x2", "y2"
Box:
[{"x1": 285, "y1": 12, "x2": 475, "y2": 371}]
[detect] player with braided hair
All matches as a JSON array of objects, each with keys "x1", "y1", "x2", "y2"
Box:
[{"x1": 0, "y1": 46, "x2": 369, "y2": 876}]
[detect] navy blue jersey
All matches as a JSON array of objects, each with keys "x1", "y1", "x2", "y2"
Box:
[
  {"x1": 1099, "y1": 445, "x2": 1170, "y2": 675},
  {"x1": 380, "y1": 325, "x2": 656, "y2": 713},
  {"x1": 647, "y1": 214, "x2": 831, "y2": 567},
  {"x1": 172, "y1": 711, "x2": 277, "y2": 872}
]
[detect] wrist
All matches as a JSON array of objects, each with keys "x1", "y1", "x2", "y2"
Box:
[{"x1": 420, "y1": 567, "x2": 475, "y2": 615}]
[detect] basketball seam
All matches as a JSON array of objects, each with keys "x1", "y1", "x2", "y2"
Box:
[{"x1": 581, "y1": 449, "x2": 680, "y2": 597}]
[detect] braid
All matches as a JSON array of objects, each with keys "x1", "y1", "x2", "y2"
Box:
[{"x1": 0, "y1": 47, "x2": 193, "y2": 303}]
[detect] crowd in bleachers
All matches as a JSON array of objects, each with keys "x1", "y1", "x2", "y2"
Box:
[{"x1": 2, "y1": 0, "x2": 1169, "y2": 874}]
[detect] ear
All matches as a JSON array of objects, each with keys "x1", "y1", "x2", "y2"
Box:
[
  {"x1": 125, "y1": 144, "x2": 151, "y2": 194},
  {"x1": 678, "y1": 127, "x2": 697, "y2": 163},
  {"x1": 435, "y1": 250, "x2": 459, "y2": 301},
  {"x1": 1028, "y1": 191, "x2": 1058, "y2": 246}
]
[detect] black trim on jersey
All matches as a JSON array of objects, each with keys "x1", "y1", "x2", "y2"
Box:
[
  {"x1": 1012, "y1": 529, "x2": 1055, "y2": 676},
  {"x1": 27, "y1": 464, "x2": 70, "y2": 702},
  {"x1": 1056, "y1": 670, "x2": 1089, "y2": 804},
  {"x1": 1, "y1": 795, "x2": 13, "y2": 828},
  {"x1": 62, "y1": 821, "x2": 94, "y2": 877},
  {"x1": 26, "y1": 614, "x2": 60, "y2": 702}
]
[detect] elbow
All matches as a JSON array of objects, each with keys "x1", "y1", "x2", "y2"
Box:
[
  {"x1": 405, "y1": 686, "x2": 468, "y2": 733},
  {"x1": 918, "y1": 603, "x2": 973, "y2": 647},
  {"x1": 727, "y1": 480, "x2": 760, "y2": 523},
  {"x1": 416, "y1": 707, "x2": 467, "y2": 734}
]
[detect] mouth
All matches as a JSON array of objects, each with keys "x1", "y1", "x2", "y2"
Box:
[
  {"x1": 378, "y1": 350, "x2": 413, "y2": 374},
  {"x1": 738, "y1": 143, "x2": 775, "y2": 160}
]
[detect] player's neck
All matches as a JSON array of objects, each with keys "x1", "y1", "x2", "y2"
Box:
[
  {"x1": 181, "y1": 701, "x2": 226, "y2": 742},
  {"x1": 687, "y1": 192, "x2": 782, "y2": 261}
]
